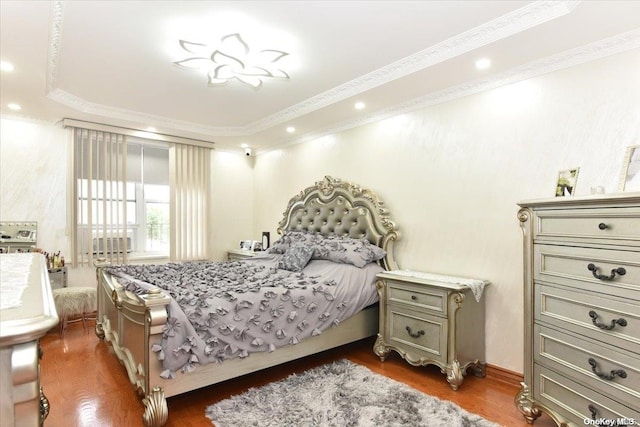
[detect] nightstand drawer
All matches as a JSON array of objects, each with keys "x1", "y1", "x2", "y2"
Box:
[
  {"x1": 534, "y1": 364, "x2": 640, "y2": 424},
  {"x1": 535, "y1": 284, "x2": 640, "y2": 354},
  {"x1": 387, "y1": 307, "x2": 447, "y2": 362},
  {"x1": 534, "y1": 324, "x2": 640, "y2": 409},
  {"x1": 387, "y1": 281, "x2": 447, "y2": 316},
  {"x1": 534, "y1": 244, "x2": 640, "y2": 299},
  {"x1": 535, "y1": 207, "x2": 640, "y2": 246}
]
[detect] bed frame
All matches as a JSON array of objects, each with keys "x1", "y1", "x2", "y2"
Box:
[{"x1": 94, "y1": 176, "x2": 399, "y2": 426}]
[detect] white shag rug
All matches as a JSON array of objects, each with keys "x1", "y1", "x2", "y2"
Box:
[{"x1": 205, "y1": 359, "x2": 501, "y2": 427}]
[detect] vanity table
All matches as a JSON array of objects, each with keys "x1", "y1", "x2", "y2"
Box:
[{"x1": 0, "y1": 253, "x2": 59, "y2": 426}]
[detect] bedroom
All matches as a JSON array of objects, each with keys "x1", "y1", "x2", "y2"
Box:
[{"x1": 1, "y1": 1, "x2": 639, "y2": 426}]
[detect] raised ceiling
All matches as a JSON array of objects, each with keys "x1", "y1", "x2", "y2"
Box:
[{"x1": 1, "y1": 1, "x2": 639, "y2": 153}]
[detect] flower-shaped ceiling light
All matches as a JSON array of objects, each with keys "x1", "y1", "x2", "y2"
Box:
[{"x1": 174, "y1": 33, "x2": 290, "y2": 89}]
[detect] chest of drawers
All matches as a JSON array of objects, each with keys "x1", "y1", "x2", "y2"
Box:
[
  {"x1": 516, "y1": 194, "x2": 640, "y2": 426},
  {"x1": 374, "y1": 270, "x2": 489, "y2": 390}
]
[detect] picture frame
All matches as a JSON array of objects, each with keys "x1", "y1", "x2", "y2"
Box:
[
  {"x1": 618, "y1": 144, "x2": 640, "y2": 192},
  {"x1": 555, "y1": 167, "x2": 580, "y2": 197},
  {"x1": 240, "y1": 240, "x2": 252, "y2": 250}
]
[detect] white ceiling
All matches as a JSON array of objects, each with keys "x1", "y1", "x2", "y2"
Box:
[{"x1": 1, "y1": 1, "x2": 639, "y2": 153}]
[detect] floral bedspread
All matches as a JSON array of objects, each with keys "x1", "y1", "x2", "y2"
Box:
[{"x1": 106, "y1": 254, "x2": 381, "y2": 378}]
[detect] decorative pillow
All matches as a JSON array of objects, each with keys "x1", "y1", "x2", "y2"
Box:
[
  {"x1": 312, "y1": 234, "x2": 386, "y2": 268},
  {"x1": 277, "y1": 244, "x2": 315, "y2": 272},
  {"x1": 268, "y1": 231, "x2": 317, "y2": 254}
]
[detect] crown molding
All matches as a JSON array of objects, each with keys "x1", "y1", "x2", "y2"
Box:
[
  {"x1": 45, "y1": 0, "x2": 638, "y2": 154},
  {"x1": 258, "y1": 29, "x2": 640, "y2": 154}
]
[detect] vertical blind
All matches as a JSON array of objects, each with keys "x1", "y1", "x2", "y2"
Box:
[
  {"x1": 169, "y1": 143, "x2": 211, "y2": 261},
  {"x1": 72, "y1": 128, "x2": 128, "y2": 266},
  {"x1": 68, "y1": 120, "x2": 213, "y2": 266}
]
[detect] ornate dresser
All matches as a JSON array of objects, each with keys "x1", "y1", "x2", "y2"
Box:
[
  {"x1": 516, "y1": 193, "x2": 640, "y2": 425},
  {"x1": 1, "y1": 253, "x2": 58, "y2": 426}
]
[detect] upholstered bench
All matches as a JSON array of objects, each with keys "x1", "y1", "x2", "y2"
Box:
[{"x1": 52, "y1": 287, "x2": 97, "y2": 336}]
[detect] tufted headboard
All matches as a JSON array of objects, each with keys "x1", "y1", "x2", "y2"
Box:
[{"x1": 277, "y1": 176, "x2": 400, "y2": 271}]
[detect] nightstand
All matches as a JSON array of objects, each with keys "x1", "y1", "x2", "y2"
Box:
[
  {"x1": 227, "y1": 249, "x2": 258, "y2": 261},
  {"x1": 374, "y1": 270, "x2": 489, "y2": 390},
  {"x1": 48, "y1": 266, "x2": 68, "y2": 289}
]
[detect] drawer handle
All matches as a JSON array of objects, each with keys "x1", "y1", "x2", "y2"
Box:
[
  {"x1": 598, "y1": 222, "x2": 609, "y2": 230},
  {"x1": 588, "y1": 358, "x2": 627, "y2": 380},
  {"x1": 411, "y1": 295, "x2": 418, "y2": 301},
  {"x1": 587, "y1": 263, "x2": 626, "y2": 281},
  {"x1": 588, "y1": 310, "x2": 627, "y2": 330},
  {"x1": 405, "y1": 326, "x2": 425, "y2": 338},
  {"x1": 588, "y1": 404, "x2": 598, "y2": 420}
]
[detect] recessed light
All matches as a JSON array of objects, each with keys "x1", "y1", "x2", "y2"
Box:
[
  {"x1": 146, "y1": 126, "x2": 157, "y2": 132},
  {"x1": 0, "y1": 61, "x2": 14, "y2": 72},
  {"x1": 475, "y1": 58, "x2": 491, "y2": 70},
  {"x1": 7, "y1": 103, "x2": 21, "y2": 111},
  {"x1": 286, "y1": 126, "x2": 295, "y2": 133},
  {"x1": 354, "y1": 102, "x2": 366, "y2": 110}
]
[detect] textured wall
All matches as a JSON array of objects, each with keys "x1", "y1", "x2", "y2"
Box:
[{"x1": 252, "y1": 50, "x2": 640, "y2": 372}]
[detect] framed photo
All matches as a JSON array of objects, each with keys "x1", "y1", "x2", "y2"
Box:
[
  {"x1": 555, "y1": 167, "x2": 580, "y2": 197},
  {"x1": 618, "y1": 144, "x2": 640, "y2": 192},
  {"x1": 240, "y1": 240, "x2": 252, "y2": 250},
  {"x1": 251, "y1": 241, "x2": 263, "y2": 252}
]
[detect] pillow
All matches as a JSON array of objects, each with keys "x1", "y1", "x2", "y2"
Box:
[
  {"x1": 277, "y1": 244, "x2": 315, "y2": 272},
  {"x1": 312, "y1": 234, "x2": 386, "y2": 268},
  {"x1": 268, "y1": 231, "x2": 317, "y2": 254}
]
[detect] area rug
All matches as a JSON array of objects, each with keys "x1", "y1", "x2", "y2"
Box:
[{"x1": 205, "y1": 359, "x2": 500, "y2": 427}]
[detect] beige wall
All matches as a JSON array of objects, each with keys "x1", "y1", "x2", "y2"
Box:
[
  {"x1": 1, "y1": 49, "x2": 638, "y2": 373},
  {"x1": 252, "y1": 50, "x2": 640, "y2": 372}
]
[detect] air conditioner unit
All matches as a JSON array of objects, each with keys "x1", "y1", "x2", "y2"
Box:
[{"x1": 92, "y1": 230, "x2": 133, "y2": 254}]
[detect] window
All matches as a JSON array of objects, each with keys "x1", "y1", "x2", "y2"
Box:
[
  {"x1": 75, "y1": 132, "x2": 169, "y2": 261},
  {"x1": 69, "y1": 120, "x2": 211, "y2": 266}
]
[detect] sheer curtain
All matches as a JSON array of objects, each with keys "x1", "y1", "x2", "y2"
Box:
[
  {"x1": 169, "y1": 143, "x2": 211, "y2": 261},
  {"x1": 71, "y1": 128, "x2": 129, "y2": 266}
]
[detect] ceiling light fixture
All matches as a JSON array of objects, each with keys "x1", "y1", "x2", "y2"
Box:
[
  {"x1": 286, "y1": 126, "x2": 295, "y2": 133},
  {"x1": 475, "y1": 58, "x2": 491, "y2": 70},
  {"x1": 0, "y1": 61, "x2": 14, "y2": 72},
  {"x1": 174, "y1": 33, "x2": 290, "y2": 89},
  {"x1": 354, "y1": 102, "x2": 366, "y2": 110},
  {"x1": 7, "y1": 103, "x2": 21, "y2": 111}
]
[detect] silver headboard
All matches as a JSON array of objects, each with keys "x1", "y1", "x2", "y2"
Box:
[{"x1": 277, "y1": 176, "x2": 400, "y2": 271}]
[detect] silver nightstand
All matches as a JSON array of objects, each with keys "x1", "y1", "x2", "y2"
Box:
[
  {"x1": 227, "y1": 249, "x2": 258, "y2": 261},
  {"x1": 374, "y1": 270, "x2": 489, "y2": 390}
]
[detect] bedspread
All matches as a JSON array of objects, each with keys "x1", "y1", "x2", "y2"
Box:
[{"x1": 106, "y1": 254, "x2": 381, "y2": 378}]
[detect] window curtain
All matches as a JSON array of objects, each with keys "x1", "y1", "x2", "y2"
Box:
[
  {"x1": 169, "y1": 143, "x2": 211, "y2": 261},
  {"x1": 71, "y1": 128, "x2": 128, "y2": 267}
]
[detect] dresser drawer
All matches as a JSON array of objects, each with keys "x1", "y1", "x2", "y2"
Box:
[
  {"x1": 534, "y1": 206, "x2": 640, "y2": 246},
  {"x1": 387, "y1": 306, "x2": 447, "y2": 362},
  {"x1": 534, "y1": 324, "x2": 640, "y2": 410},
  {"x1": 535, "y1": 284, "x2": 640, "y2": 354},
  {"x1": 387, "y1": 280, "x2": 447, "y2": 316},
  {"x1": 534, "y1": 244, "x2": 640, "y2": 300},
  {"x1": 534, "y1": 364, "x2": 640, "y2": 425}
]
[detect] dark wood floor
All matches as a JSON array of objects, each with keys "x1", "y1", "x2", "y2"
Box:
[{"x1": 40, "y1": 321, "x2": 557, "y2": 427}]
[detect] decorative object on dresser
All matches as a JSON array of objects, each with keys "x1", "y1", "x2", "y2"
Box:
[
  {"x1": 206, "y1": 359, "x2": 500, "y2": 427},
  {"x1": 374, "y1": 270, "x2": 489, "y2": 390},
  {"x1": 93, "y1": 175, "x2": 399, "y2": 426},
  {"x1": 0, "y1": 253, "x2": 59, "y2": 426},
  {"x1": 555, "y1": 168, "x2": 580, "y2": 197},
  {"x1": 619, "y1": 144, "x2": 640, "y2": 192},
  {"x1": 516, "y1": 193, "x2": 640, "y2": 426}
]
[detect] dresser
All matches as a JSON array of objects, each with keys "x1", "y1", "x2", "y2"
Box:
[
  {"x1": 374, "y1": 270, "x2": 489, "y2": 390},
  {"x1": 516, "y1": 194, "x2": 640, "y2": 426},
  {"x1": 1, "y1": 253, "x2": 59, "y2": 426}
]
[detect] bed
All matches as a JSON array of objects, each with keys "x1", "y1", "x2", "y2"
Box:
[{"x1": 93, "y1": 176, "x2": 400, "y2": 427}]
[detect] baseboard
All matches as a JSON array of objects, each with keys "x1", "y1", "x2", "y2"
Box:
[{"x1": 485, "y1": 363, "x2": 523, "y2": 387}]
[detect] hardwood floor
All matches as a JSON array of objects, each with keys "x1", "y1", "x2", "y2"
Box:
[{"x1": 40, "y1": 321, "x2": 557, "y2": 427}]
